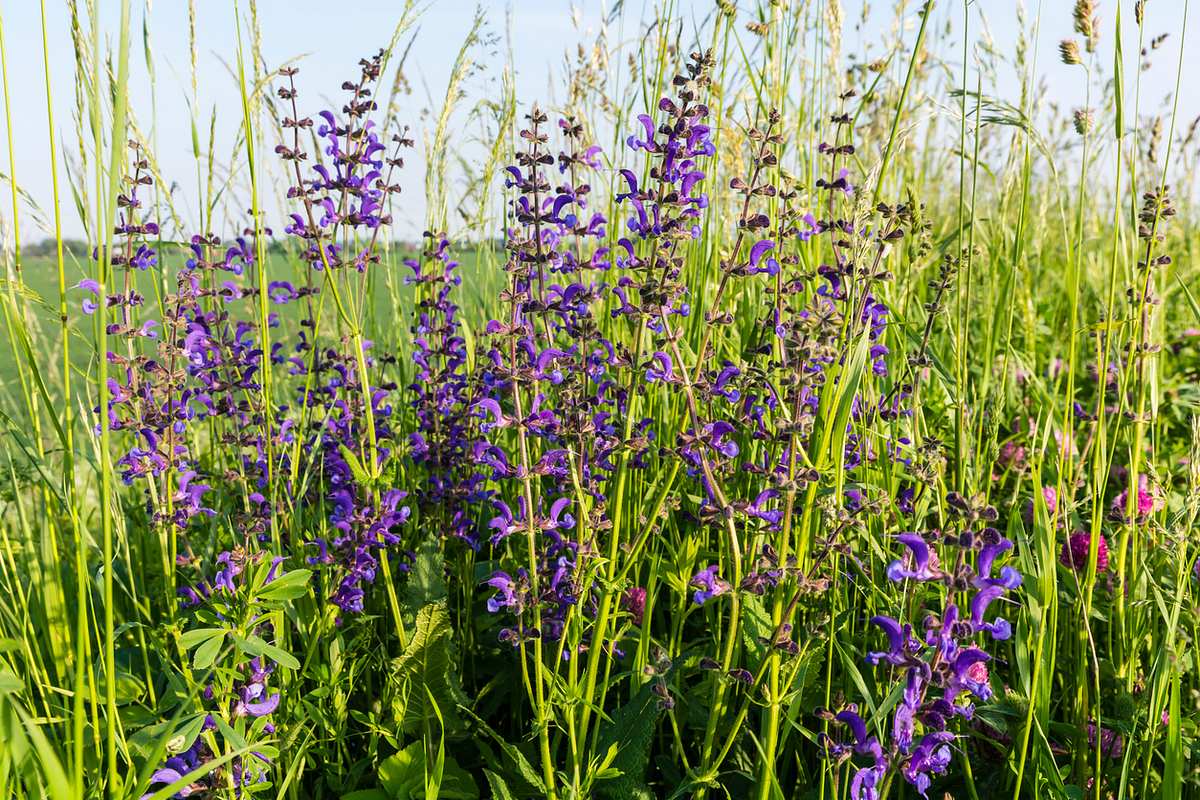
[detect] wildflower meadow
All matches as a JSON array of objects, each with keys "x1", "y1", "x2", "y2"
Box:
[{"x1": 0, "y1": 0, "x2": 1197, "y2": 798}]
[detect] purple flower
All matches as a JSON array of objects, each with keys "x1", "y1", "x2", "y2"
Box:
[
  {"x1": 485, "y1": 571, "x2": 521, "y2": 613},
  {"x1": 885, "y1": 533, "x2": 943, "y2": 582},
  {"x1": 1111, "y1": 473, "x2": 1158, "y2": 523},
  {"x1": 975, "y1": 539, "x2": 1020, "y2": 588},
  {"x1": 474, "y1": 398, "x2": 510, "y2": 432},
  {"x1": 849, "y1": 763, "x2": 887, "y2": 800},
  {"x1": 820, "y1": 707, "x2": 887, "y2": 800},
  {"x1": 76, "y1": 278, "x2": 101, "y2": 314},
  {"x1": 747, "y1": 489, "x2": 782, "y2": 527},
  {"x1": 747, "y1": 239, "x2": 779, "y2": 275},
  {"x1": 949, "y1": 647, "x2": 992, "y2": 702},
  {"x1": 213, "y1": 551, "x2": 243, "y2": 594},
  {"x1": 902, "y1": 732, "x2": 954, "y2": 796},
  {"x1": 866, "y1": 615, "x2": 918, "y2": 666},
  {"x1": 1087, "y1": 722, "x2": 1125, "y2": 758},
  {"x1": 690, "y1": 564, "x2": 731, "y2": 606},
  {"x1": 237, "y1": 692, "x2": 280, "y2": 718},
  {"x1": 267, "y1": 281, "x2": 297, "y2": 304},
  {"x1": 969, "y1": 584, "x2": 1013, "y2": 640},
  {"x1": 487, "y1": 499, "x2": 524, "y2": 544},
  {"x1": 645, "y1": 351, "x2": 674, "y2": 383}
]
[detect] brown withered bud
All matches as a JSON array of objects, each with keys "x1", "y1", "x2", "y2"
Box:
[{"x1": 1146, "y1": 115, "x2": 1162, "y2": 162}]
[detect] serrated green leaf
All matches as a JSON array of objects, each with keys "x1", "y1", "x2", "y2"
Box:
[
  {"x1": 405, "y1": 537, "x2": 447, "y2": 613},
  {"x1": 390, "y1": 602, "x2": 466, "y2": 735},
  {"x1": 340, "y1": 444, "x2": 374, "y2": 487},
  {"x1": 594, "y1": 680, "x2": 662, "y2": 800},
  {"x1": 483, "y1": 770, "x2": 515, "y2": 800},
  {"x1": 460, "y1": 706, "x2": 545, "y2": 795}
]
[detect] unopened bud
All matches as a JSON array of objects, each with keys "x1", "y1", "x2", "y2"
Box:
[
  {"x1": 1059, "y1": 39, "x2": 1083, "y2": 65},
  {"x1": 1073, "y1": 108, "x2": 1095, "y2": 136}
]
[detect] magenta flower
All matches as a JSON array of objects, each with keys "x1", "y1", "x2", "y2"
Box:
[
  {"x1": 1087, "y1": 722, "x2": 1124, "y2": 759},
  {"x1": 996, "y1": 439, "x2": 1026, "y2": 472},
  {"x1": 1024, "y1": 485, "x2": 1058, "y2": 525},
  {"x1": 1112, "y1": 474, "x2": 1158, "y2": 522},
  {"x1": 1060, "y1": 530, "x2": 1109, "y2": 572},
  {"x1": 622, "y1": 587, "x2": 647, "y2": 625}
]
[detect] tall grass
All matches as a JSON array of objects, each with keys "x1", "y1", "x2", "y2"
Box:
[{"x1": 0, "y1": 1, "x2": 1197, "y2": 799}]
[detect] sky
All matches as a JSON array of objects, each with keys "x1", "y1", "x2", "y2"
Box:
[{"x1": 0, "y1": 0, "x2": 1193, "y2": 244}]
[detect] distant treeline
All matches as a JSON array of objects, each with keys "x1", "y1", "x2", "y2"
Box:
[
  {"x1": 21, "y1": 239, "x2": 92, "y2": 258},
  {"x1": 20, "y1": 237, "x2": 505, "y2": 259}
]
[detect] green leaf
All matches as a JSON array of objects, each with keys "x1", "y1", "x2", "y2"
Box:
[
  {"x1": 193, "y1": 632, "x2": 225, "y2": 670},
  {"x1": 460, "y1": 706, "x2": 545, "y2": 795},
  {"x1": 340, "y1": 444, "x2": 375, "y2": 486},
  {"x1": 379, "y1": 741, "x2": 478, "y2": 800},
  {"x1": 739, "y1": 594, "x2": 773, "y2": 671},
  {"x1": 258, "y1": 568, "x2": 312, "y2": 602},
  {"x1": 0, "y1": 685, "x2": 72, "y2": 800},
  {"x1": 379, "y1": 745, "x2": 422, "y2": 800},
  {"x1": 179, "y1": 627, "x2": 225, "y2": 650},
  {"x1": 405, "y1": 537, "x2": 447, "y2": 613},
  {"x1": 482, "y1": 771, "x2": 516, "y2": 800},
  {"x1": 811, "y1": 326, "x2": 870, "y2": 470},
  {"x1": 390, "y1": 603, "x2": 467, "y2": 735},
  {"x1": 238, "y1": 634, "x2": 301, "y2": 671},
  {"x1": 594, "y1": 680, "x2": 662, "y2": 799},
  {"x1": 1164, "y1": 667, "x2": 1182, "y2": 797},
  {"x1": 129, "y1": 719, "x2": 179, "y2": 761}
]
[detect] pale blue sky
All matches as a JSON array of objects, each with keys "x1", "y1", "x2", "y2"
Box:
[{"x1": 0, "y1": 0, "x2": 1193, "y2": 242}]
